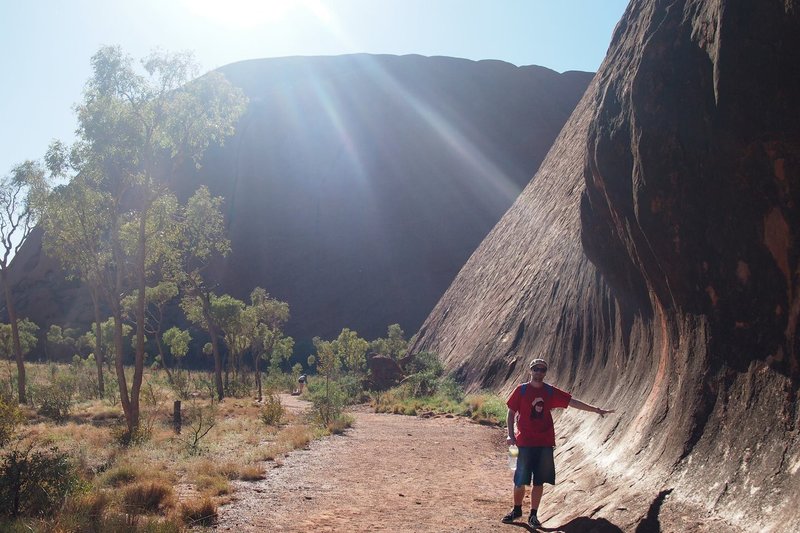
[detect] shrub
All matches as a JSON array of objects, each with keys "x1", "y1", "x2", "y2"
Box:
[
  {"x1": 466, "y1": 393, "x2": 507, "y2": 425},
  {"x1": 437, "y1": 376, "x2": 465, "y2": 403},
  {"x1": 100, "y1": 464, "x2": 140, "y2": 487},
  {"x1": 327, "y1": 413, "x2": 354, "y2": 435},
  {"x1": 58, "y1": 490, "x2": 112, "y2": 531},
  {"x1": 180, "y1": 496, "x2": 217, "y2": 526},
  {"x1": 36, "y1": 373, "x2": 77, "y2": 422},
  {"x1": 110, "y1": 423, "x2": 151, "y2": 447},
  {"x1": 0, "y1": 444, "x2": 83, "y2": 518},
  {"x1": 238, "y1": 464, "x2": 265, "y2": 481},
  {"x1": 181, "y1": 400, "x2": 217, "y2": 456},
  {"x1": 194, "y1": 474, "x2": 230, "y2": 496},
  {"x1": 168, "y1": 369, "x2": 193, "y2": 400},
  {"x1": 122, "y1": 480, "x2": 175, "y2": 515},
  {"x1": 0, "y1": 398, "x2": 23, "y2": 446},
  {"x1": 70, "y1": 354, "x2": 100, "y2": 400},
  {"x1": 307, "y1": 379, "x2": 350, "y2": 426},
  {"x1": 259, "y1": 392, "x2": 284, "y2": 426}
]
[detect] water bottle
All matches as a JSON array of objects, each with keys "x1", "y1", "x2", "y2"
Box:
[{"x1": 508, "y1": 445, "x2": 518, "y2": 470}]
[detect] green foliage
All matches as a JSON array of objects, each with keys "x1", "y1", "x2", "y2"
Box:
[
  {"x1": 0, "y1": 444, "x2": 83, "y2": 518},
  {"x1": 259, "y1": 393, "x2": 284, "y2": 426},
  {"x1": 167, "y1": 369, "x2": 193, "y2": 400},
  {"x1": 162, "y1": 327, "x2": 190, "y2": 360},
  {"x1": 308, "y1": 381, "x2": 346, "y2": 427},
  {"x1": 0, "y1": 398, "x2": 23, "y2": 447},
  {"x1": 464, "y1": 393, "x2": 508, "y2": 425},
  {"x1": 335, "y1": 328, "x2": 369, "y2": 375},
  {"x1": 70, "y1": 353, "x2": 100, "y2": 399},
  {"x1": 111, "y1": 423, "x2": 151, "y2": 447},
  {"x1": 404, "y1": 351, "x2": 444, "y2": 397},
  {"x1": 36, "y1": 372, "x2": 77, "y2": 422},
  {"x1": 370, "y1": 323, "x2": 409, "y2": 360},
  {"x1": 0, "y1": 319, "x2": 40, "y2": 358}
]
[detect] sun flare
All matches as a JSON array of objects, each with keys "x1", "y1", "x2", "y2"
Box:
[{"x1": 182, "y1": 0, "x2": 302, "y2": 29}]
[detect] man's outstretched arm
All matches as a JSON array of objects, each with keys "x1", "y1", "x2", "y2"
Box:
[{"x1": 568, "y1": 398, "x2": 615, "y2": 418}]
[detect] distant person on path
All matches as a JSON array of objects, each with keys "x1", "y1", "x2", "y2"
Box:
[
  {"x1": 502, "y1": 358, "x2": 615, "y2": 528},
  {"x1": 297, "y1": 374, "x2": 307, "y2": 394}
]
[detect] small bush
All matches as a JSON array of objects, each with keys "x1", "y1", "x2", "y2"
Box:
[
  {"x1": 122, "y1": 480, "x2": 175, "y2": 515},
  {"x1": 238, "y1": 464, "x2": 265, "y2": 481},
  {"x1": 0, "y1": 444, "x2": 83, "y2": 518},
  {"x1": 168, "y1": 369, "x2": 193, "y2": 400},
  {"x1": 36, "y1": 373, "x2": 77, "y2": 422},
  {"x1": 194, "y1": 474, "x2": 230, "y2": 496},
  {"x1": 259, "y1": 392, "x2": 284, "y2": 426},
  {"x1": 0, "y1": 398, "x2": 23, "y2": 446},
  {"x1": 110, "y1": 423, "x2": 151, "y2": 447},
  {"x1": 100, "y1": 464, "x2": 140, "y2": 487},
  {"x1": 466, "y1": 393, "x2": 508, "y2": 425},
  {"x1": 58, "y1": 490, "x2": 112, "y2": 531},
  {"x1": 327, "y1": 413, "x2": 354, "y2": 435},
  {"x1": 180, "y1": 496, "x2": 217, "y2": 526},
  {"x1": 307, "y1": 380, "x2": 347, "y2": 426}
]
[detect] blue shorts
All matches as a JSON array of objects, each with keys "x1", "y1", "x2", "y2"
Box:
[{"x1": 513, "y1": 446, "x2": 556, "y2": 487}]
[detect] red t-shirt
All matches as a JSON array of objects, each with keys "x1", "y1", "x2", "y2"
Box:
[{"x1": 506, "y1": 382, "x2": 571, "y2": 447}]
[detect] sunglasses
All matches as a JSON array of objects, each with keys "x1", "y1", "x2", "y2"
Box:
[{"x1": 531, "y1": 367, "x2": 547, "y2": 373}]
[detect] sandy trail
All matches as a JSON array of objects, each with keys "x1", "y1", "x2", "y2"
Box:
[
  {"x1": 212, "y1": 395, "x2": 739, "y2": 532},
  {"x1": 214, "y1": 395, "x2": 511, "y2": 532}
]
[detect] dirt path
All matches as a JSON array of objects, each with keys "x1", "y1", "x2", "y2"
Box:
[
  {"x1": 214, "y1": 395, "x2": 511, "y2": 532},
  {"x1": 212, "y1": 396, "x2": 740, "y2": 533}
]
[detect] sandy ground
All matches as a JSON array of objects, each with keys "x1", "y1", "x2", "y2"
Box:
[{"x1": 212, "y1": 395, "x2": 741, "y2": 533}]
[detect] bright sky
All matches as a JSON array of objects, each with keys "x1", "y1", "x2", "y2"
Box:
[{"x1": 0, "y1": 0, "x2": 629, "y2": 176}]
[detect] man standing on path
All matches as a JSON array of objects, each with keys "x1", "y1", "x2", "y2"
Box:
[{"x1": 502, "y1": 358, "x2": 615, "y2": 528}]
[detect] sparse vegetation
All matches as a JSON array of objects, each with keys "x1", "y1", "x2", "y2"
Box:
[{"x1": 0, "y1": 361, "x2": 342, "y2": 531}]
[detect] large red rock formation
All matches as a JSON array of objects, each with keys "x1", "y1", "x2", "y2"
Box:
[
  {"x1": 412, "y1": 1, "x2": 800, "y2": 530},
  {"x1": 7, "y1": 54, "x2": 591, "y2": 355}
]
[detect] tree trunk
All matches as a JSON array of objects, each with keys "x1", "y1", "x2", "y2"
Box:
[
  {"x1": 209, "y1": 324, "x2": 224, "y2": 402},
  {"x1": 1, "y1": 273, "x2": 26, "y2": 404},
  {"x1": 254, "y1": 351, "x2": 262, "y2": 402},
  {"x1": 113, "y1": 308, "x2": 134, "y2": 431},
  {"x1": 91, "y1": 287, "x2": 105, "y2": 396},
  {"x1": 130, "y1": 211, "x2": 147, "y2": 432}
]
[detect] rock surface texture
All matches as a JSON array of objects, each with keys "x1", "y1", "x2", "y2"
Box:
[
  {"x1": 411, "y1": 1, "x2": 800, "y2": 530},
  {"x1": 7, "y1": 54, "x2": 591, "y2": 352}
]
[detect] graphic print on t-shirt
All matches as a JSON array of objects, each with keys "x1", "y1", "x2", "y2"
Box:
[{"x1": 531, "y1": 397, "x2": 545, "y2": 419}]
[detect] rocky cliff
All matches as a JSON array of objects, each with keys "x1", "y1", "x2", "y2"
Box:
[
  {"x1": 8, "y1": 54, "x2": 591, "y2": 353},
  {"x1": 412, "y1": 0, "x2": 800, "y2": 530}
]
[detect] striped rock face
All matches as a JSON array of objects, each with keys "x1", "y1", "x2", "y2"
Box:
[{"x1": 412, "y1": 1, "x2": 800, "y2": 530}]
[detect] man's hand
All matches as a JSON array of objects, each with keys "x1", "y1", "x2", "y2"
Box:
[
  {"x1": 506, "y1": 435, "x2": 516, "y2": 446},
  {"x1": 596, "y1": 407, "x2": 615, "y2": 418}
]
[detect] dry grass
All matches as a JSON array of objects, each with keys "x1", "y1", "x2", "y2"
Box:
[
  {"x1": 122, "y1": 480, "x2": 177, "y2": 515},
  {"x1": 0, "y1": 362, "x2": 327, "y2": 531},
  {"x1": 238, "y1": 464, "x2": 265, "y2": 481},
  {"x1": 179, "y1": 495, "x2": 218, "y2": 526},
  {"x1": 194, "y1": 473, "x2": 231, "y2": 496}
]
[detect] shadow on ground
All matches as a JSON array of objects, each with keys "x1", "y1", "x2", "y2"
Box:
[{"x1": 506, "y1": 517, "x2": 623, "y2": 532}]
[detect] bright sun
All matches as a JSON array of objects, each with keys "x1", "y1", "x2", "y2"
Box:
[{"x1": 182, "y1": 0, "x2": 303, "y2": 29}]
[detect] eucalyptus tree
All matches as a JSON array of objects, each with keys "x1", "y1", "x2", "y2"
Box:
[
  {"x1": 0, "y1": 161, "x2": 50, "y2": 403},
  {"x1": 334, "y1": 328, "x2": 369, "y2": 376},
  {"x1": 182, "y1": 292, "x2": 244, "y2": 399},
  {"x1": 41, "y1": 169, "x2": 112, "y2": 395},
  {"x1": 162, "y1": 326, "x2": 191, "y2": 370},
  {"x1": 44, "y1": 46, "x2": 246, "y2": 433},
  {"x1": 249, "y1": 287, "x2": 291, "y2": 401},
  {"x1": 121, "y1": 281, "x2": 178, "y2": 378},
  {"x1": 169, "y1": 186, "x2": 232, "y2": 401}
]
